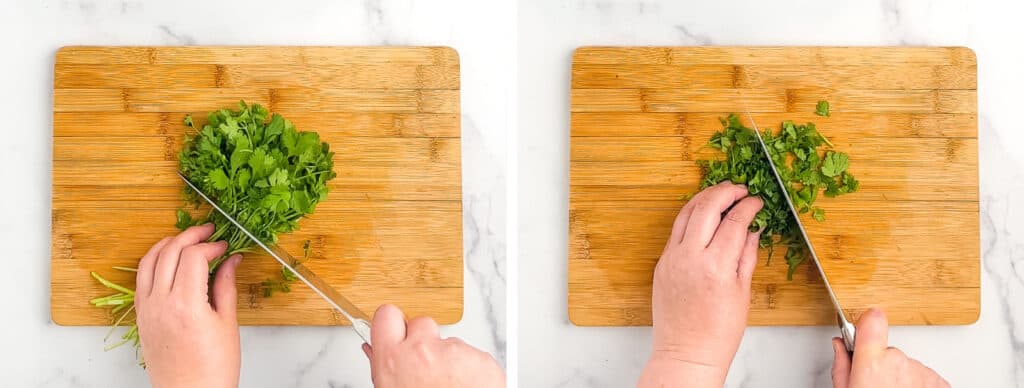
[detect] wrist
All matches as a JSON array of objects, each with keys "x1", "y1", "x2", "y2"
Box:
[{"x1": 638, "y1": 350, "x2": 728, "y2": 388}]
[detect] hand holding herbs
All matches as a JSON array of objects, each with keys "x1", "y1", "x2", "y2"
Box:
[
  {"x1": 692, "y1": 109, "x2": 858, "y2": 279},
  {"x1": 89, "y1": 101, "x2": 337, "y2": 361},
  {"x1": 643, "y1": 182, "x2": 763, "y2": 387},
  {"x1": 133, "y1": 224, "x2": 242, "y2": 388}
]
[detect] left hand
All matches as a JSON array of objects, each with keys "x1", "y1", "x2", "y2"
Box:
[
  {"x1": 134, "y1": 224, "x2": 243, "y2": 388},
  {"x1": 639, "y1": 182, "x2": 763, "y2": 387}
]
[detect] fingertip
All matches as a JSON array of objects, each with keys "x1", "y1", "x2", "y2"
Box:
[
  {"x1": 749, "y1": 195, "x2": 764, "y2": 209},
  {"x1": 864, "y1": 307, "x2": 887, "y2": 321},
  {"x1": 375, "y1": 303, "x2": 402, "y2": 318},
  {"x1": 223, "y1": 254, "x2": 242, "y2": 274},
  {"x1": 371, "y1": 304, "x2": 408, "y2": 346}
]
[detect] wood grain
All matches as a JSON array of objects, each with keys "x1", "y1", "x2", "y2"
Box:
[
  {"x1": 569, "y1": 47, "x2": 979, "y2": 326},
  {"x1": 51, "y1": 46, "x2": 463, "y2": 326}
]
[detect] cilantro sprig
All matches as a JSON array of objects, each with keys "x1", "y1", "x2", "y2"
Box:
[{"x1": 693, "y1": 110, "x2": 858, "y2": 279}]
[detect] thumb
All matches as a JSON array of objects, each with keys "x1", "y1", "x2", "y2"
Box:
[
  {"x1": 852, "y1": 308, "x2": 889, "y2": 361},
  {"x1": 831, "y1": 337, "x2": 851, "y2": 388},
  {"x1": 212, "y1": 254, "x2": 242, "y2": 319}
]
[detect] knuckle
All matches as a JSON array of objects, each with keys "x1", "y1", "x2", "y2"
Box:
[
  {"x1": 724, "y1": 211, "x2": 745, "y2": 223},
  {"x1": 180, "y1": 245, "x2": 199, "y2": 258}
]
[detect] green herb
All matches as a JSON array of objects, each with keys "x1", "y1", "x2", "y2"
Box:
[
  {"x1": 815, "y1": 100, "x2": 831, "y2": 117},
  {"x1": 90, "y1": 101, "x2": 336, "y2": 362},
  {"x1": 280, "y1": 239, "x2": 311, "y2": 282},
  {"x1": 692, "y1": 107, "x2": 858, "y2": 279}
]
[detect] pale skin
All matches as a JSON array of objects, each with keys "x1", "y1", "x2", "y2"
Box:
[
  {"x1": 638, "y1": 181, "x2": 950, "y2": 388},
  {"x1": 133, "y1": 224, "x2": 504, "y2": 388}
]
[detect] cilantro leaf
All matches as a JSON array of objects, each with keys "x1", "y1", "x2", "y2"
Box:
[
  {"x1": 815, "y1": 100, "x2": 831, "y2": 117},
  {"x1": 821, "y1": 151, "x2": 849, "y2": 177}
]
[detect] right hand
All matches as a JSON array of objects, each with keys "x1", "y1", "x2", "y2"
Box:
[
  {"x1": 361, "y1": 304, "x2": 505, "y2": 388},
  {"x1": 831, "y1": 308, "x2": 950, "y2": 388}
]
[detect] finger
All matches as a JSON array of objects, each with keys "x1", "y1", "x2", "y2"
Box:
[
  {"x1": 736, "y1": 230, "x2": 761, "y2": 284},
  {"x1": 152, "y1": 223, "x2": 216, "y2": 294},
  {"x1": 371, "y1": 304, "x2": 408, "y2": 350},
  {"x1": 361, "y1": 342, "x2": 374, "y2": 360},
  {"x1": 831, "y1": 337, "x2": 851, "y2": 388},
  {"x1": 670, "y1": 182, "x2": 729, "y2": 245},
  {"x1": 362, "y1": 343, "x2": 377, "y2": 384},
  {"x1": 211, "y1": 254, "x2": 242, "y2": 318},
  {"x1": 406, "y1": 316, "x2": 440, "y2": 340},
  {"x1": 710, "y1": 195, "x2": 763, "y2": 259},
  {"x1": 852, "y1": 308, "x2": 889, "y2": 362},
  {"x1": 666, "y1": 199, "x2": 697, "y2": 248},
  {"x1": 135, "y1": 237, "x2": 172, "y2": 298},
  {"x1": 681, "y1": 182, "x2": 750, "y2": 248},
  {"x1": 172, "y1": 241, "x2": 228, "y2": 298}
]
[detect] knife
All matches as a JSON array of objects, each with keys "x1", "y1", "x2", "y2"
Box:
[
  {"x1": 177, "y1": 171, "x2": 373, "y2": 344},
  {"x1": 742, "y1": 112, "x2": 857, "y2": 354}
]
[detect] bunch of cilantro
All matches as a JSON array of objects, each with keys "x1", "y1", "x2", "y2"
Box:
[
  {"x1": 175, "y1": 100, "x2": 336, "y2": 269},
  {"x1": 89, "y1": 100, "x2": 336, "y2": 362},
  {"x1": 694, "y1": 108, "x2": 858, "y2": 279}
]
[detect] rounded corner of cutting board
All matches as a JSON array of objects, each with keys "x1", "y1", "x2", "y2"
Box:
[
  {"x1": 439, "y1": 305, "x2": 465, "y2": 326},
  {"x1": 50, "y1": 307, "x2": 75, "y2": 327},
  {"x1": 571, "y1": 46, "x2": 597, "y2": 61},
  {"x1": 567, "y1": 306, "x2": 587, "y2": 327}
]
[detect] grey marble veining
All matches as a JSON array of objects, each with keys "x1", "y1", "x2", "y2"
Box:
[
  {"x1": 518, "y1": 0, "x2": 1023, "y2": 387},
  {"x1": 0, "y1": 0, "x2": 510, "y2": 387}
]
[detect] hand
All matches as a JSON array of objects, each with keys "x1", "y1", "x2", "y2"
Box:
[
  {"x1": 362, "y1": 304, "x2": 505, "y2": 388},
  {"x1": 134, "y1": 224, "x2": 243, "y2": 388},
  {"x1": 832, "y1": 308, "x2": 949, "y2": 388},
  {"x1": 638, "y1": 182, "x2": 763, "y2": 387}
]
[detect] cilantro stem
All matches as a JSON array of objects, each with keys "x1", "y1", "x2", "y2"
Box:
[
  {"x1": 90, "y1": 272, "x2": 134, "y2": 295},
  {"x1": 820, "y1": 132, "x2": 834, "y2": 148}
]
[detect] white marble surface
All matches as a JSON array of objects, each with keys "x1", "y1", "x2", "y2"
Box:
[
  {"x1": 518, "y1": 0, "x2": 1023, "y2": 387},
  {"x1": 0, "y1": 1, "x2": 509, "y2": 387}
]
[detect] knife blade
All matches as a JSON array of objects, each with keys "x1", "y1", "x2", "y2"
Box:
[
  {"x1": 177, "y1": 171, "x2": 372, "y2": 344},
  {"x1": 742, "y1": 111, "x2": 857, "y2": 353}
]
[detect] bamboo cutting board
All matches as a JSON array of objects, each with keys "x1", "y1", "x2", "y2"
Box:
[
  {"x1": 569, "y1": 47, "x2": 979, "y2": 326},
  {"x1": 52, "y1": 46, "x2": 463, "y2": 326}
]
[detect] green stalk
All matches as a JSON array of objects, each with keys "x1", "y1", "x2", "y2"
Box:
[{"x1": 90, "y1": 272, "x2": 135, "y2": 296}]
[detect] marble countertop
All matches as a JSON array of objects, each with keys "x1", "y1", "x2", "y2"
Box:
[
  {"x1": 518, "y1": 0, "x2": 1023, "y2": 387},
  {"x1": 0, "y1": 1, "x2": 509, "y2": 387}
]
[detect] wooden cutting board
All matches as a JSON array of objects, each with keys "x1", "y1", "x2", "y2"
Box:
[
  {"x1": 568, "y1": 47, "x2": 979, "y2": 326},
  {"x1": 51, "y1": 46, "x2": 463, "y2": 326}
]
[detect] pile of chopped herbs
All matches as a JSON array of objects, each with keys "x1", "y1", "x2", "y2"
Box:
[
  {"x1": 692, "y1": 103, "x2": 858, "y2": 279},
  {"x1": 89, "y1": 101, "x2": 336, "y2": 362}
]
